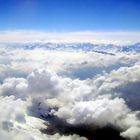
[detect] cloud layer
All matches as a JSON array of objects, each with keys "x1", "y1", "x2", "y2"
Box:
[
  {"x1": 0, "y1": 30, "x2": 140, "y2": 45},
  {"x1": 0, "y1": 43, "x2": 140, "y2": 140}
]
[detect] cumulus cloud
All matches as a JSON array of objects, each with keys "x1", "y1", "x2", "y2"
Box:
[
  {"x1": 55, "y1": 97, "x2": 140, "y2": 137},
  {"x1": 27, "y1": 69, "x2": 63, "y2": 98},
  {"x1": 90, "y1": 64, "x2": 140, "y2": 110},
  {"x1": 0, "y1": 78, "x2": 27, "y2": 100},
  {"x1": 0, "y1": 43, "x2": 140, "y2": 140}
]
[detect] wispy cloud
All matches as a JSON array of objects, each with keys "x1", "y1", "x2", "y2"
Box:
[{"x1": 0, "y1": 30, "x2": 140, "y2": 45}]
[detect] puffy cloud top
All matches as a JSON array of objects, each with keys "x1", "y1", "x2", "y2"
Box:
[{"x1": 0, "y1": 43, "x2": 140, "y2": 140}]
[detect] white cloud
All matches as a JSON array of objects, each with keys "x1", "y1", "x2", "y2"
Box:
[
  {"x1": 0, "y1": 44, "x2": 140, "y2": 140},
  {"x1": 0, "y1": 78, "x2": 27, "y2": 100},
  {"x1": 55, "y1": 97, "x2": 140, "y2": 129},
  {"x1": 0, "y1": 30, "x2": 140, "y2": 45},
  {"x1": 27, "y1": 69, "x2": 62, "y2": 97},
  {"x1": 121, "y1": 126, "x2": 140, "y2": 140},
  {"x1": 53, "y1": 134, "x2": 88, "y2": 140}
]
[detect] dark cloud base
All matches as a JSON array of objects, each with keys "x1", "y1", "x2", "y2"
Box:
[{"x1": 40, "y1": 114, "x2": 127, "y2": 140}]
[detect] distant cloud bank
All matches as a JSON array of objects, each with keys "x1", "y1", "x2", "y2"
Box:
[{"x1": 0, "y1": 30, "x2": 140, "y2": 45}]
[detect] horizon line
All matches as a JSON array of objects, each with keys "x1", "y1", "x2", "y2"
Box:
[{"x1": 0, "y1": 30, "x2": 140, "y2": 45}]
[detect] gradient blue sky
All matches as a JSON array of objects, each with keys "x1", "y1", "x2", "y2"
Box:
[{"x1": 0, "y1": 0, "x2": 140, "y2": 31}]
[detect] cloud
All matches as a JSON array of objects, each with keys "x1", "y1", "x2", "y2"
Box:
[
  {"x1": 25, "y1": 68, "x2": 140, "y2": 140},
  {"x1": 0, "y1": 30, "x2": 140, "y2": 45},
  {"x1": 121, "y1": 126, "x2": 140, "y2": 140},
  {"x1": 62, "y1": 52, "x2": 140, "y2": 79},
  {"x1": 27, "y1": 69, "x2": 63, "y2": 98},
  {"x1": 0, "y1": 43, "x2": 140, "y2": 140},
  {"x1": 0, "y1": 78, "x2": 27, "y2": 100},
  {"x1": 90, "y1": 64, "x2": 140, "y2": 110},
  {"x1": 55, "y1": 97, "x2": 140, "y2": 134}
]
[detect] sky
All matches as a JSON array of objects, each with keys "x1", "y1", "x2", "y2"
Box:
[
  {"x1": 0, "y1": 0, "x2": 140, "y2": 31},
  {"x1": 0, "y1": 0, "x2": 140, "y2": 43}
]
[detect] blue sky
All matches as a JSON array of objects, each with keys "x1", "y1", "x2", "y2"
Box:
[{"x1": 0, "y1": 0, "x2": 140, "y2": 31}]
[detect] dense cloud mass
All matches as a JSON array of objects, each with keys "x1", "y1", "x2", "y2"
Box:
[{"x1": 0, "y1": 43, "x2": 140, "y2": 140}]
